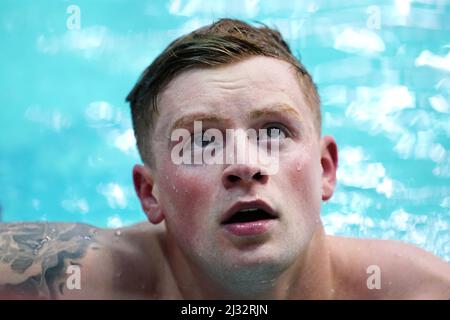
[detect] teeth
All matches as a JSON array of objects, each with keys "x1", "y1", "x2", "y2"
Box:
[{"x1": 238, "y1": 208, "x2": 259, "y2": 213}]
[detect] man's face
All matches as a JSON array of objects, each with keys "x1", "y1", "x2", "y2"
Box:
[{"x1": 148, "y1": 56, "x2": 331, "y2": 280}]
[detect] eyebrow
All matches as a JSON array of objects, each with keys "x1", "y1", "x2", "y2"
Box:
[
  {"x1": 249, "y1": 103, "x2": 301, "y2": 120},
  {"x1": 170, "y1": 113, "x2": 233, "y2": 132},
  {"x1": 169, "y1": 103, "x2": 301, "y2": 133}
]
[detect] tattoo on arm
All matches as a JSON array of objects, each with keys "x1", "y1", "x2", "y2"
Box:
[{"x1": 0, "y1": 222, "x2": 97, "y2": 299}]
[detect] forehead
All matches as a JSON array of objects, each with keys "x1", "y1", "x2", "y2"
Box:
[
  {"x1": 155, "y1": 56, "x2": 312, "y2": 130},
  {"x1": 160, "y1": 56, "x2": 304, "y2": 106}
]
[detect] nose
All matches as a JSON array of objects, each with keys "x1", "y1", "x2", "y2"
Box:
[{"x1": 222, "y1": 164, "x2": 269, "y2": 189}]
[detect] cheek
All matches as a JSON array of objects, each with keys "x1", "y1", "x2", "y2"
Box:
[
  {"x1": 156, "y1": 159, "x2": 219, "y2": 235},
  {"x1": 282, "y1": 150, "x2": 322, "y2": 217}
]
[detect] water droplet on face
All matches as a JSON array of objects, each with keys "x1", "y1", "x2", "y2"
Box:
[
  {"x1": 115, "y1": 230, "x2": 122, "y2": 237},
  {"x1": 296, "y1": 163, "x2": 301, "y2": 171}
]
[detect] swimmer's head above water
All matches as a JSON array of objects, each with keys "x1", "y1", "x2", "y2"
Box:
[
  {"x1": 125, "y1": 18, "x2": 450, "y2": 298},
  {"x1": 0, "y1": 18, "x2": 449, "y2": 300},
  {"x1": 128, "y1": 18, "x2": 338, "y2": 295}
]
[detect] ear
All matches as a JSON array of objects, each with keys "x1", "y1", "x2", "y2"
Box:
[
  {"x1": 320, "y1": 136, "x2": 338, "y2": 201},
  {"x1": 132, "y1": 164, "x2": 164, "y2": 224}
]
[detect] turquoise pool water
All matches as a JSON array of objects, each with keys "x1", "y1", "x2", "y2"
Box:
[{"x1": 0, "y1": 0, "x2": 449, "y2": 261}]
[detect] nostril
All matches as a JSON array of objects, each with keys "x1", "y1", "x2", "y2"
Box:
[
  {"x1": 222, "y1": 168, "x2": 268, "y2": 188},
  {"x1": 253, "y1": 172, "x2": 263, "y2": 180},
  {"x1": 227, "y1": 175, "x2": 240, "y2": 183}
]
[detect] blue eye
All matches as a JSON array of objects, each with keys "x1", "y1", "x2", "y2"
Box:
[
  {"x1": 260, "y1": 124, "x2": 287, "y2": 140},
  {"x1": 192, "y1": 131, "x2": 213, "y2": 148}
]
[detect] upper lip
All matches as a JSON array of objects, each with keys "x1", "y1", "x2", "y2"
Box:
[{"x1": 221, "y1": 199, "x2": 278, "y2": 224}]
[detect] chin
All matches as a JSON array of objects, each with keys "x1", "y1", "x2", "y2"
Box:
[
  {"x1": 210, "y1": 255, "x2": 292, "y2": 293},
  {"x1": 222, "y1": 245, "x2": 296, "y2": 274}
]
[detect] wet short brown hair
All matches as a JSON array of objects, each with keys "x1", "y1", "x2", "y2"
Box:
[{"x1": 127, "y1": 18, "x2": 320, "y2": 166}]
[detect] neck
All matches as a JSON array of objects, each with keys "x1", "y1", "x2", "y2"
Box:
[{"x1": 165, "y1": 224, "x2": 335, "y2": 299}]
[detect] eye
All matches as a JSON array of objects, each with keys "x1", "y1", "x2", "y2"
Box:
[
  {"x1": 192, "y1": 131, "x2": 213, "y2": 148},
  {"x1": 259, "y1": 123, "x2": 288, "y2": 140}
]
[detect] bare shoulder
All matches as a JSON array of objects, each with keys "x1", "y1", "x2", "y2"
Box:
[
  {"x1": 67, "y1": 221, "x2": 169, "y2": 299},
  {"x1": 0, "y1": 222, "x2": 98, "y2": 299},
  {"x1": 327, "y1": 235, "x2": 450, "y2": 299},
  {"x1": 0, "y1": 221, "x2": 168, "y2": 299}
]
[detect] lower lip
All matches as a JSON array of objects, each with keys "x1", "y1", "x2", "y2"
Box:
[{"x1": 222, "y1": 219, "x2": 276, "y2": 237}]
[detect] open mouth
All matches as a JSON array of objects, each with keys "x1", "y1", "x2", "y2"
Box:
[{"x1": 222, "y1": 207, "x2": 278, "y2": 225}]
